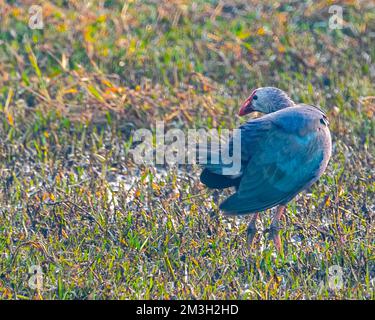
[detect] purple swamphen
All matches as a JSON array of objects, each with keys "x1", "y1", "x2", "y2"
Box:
[{"x1": 200, "y1": 87, "x2": 332, "y2": 251}]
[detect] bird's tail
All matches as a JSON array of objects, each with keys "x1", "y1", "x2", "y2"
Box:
[{"x1": 200, "y1": 169, "x2": 241, "y2": 189}]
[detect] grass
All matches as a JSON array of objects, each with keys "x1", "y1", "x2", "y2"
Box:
[{"x1": 0, "y1": 0, "x2": 374, "y2": 299}]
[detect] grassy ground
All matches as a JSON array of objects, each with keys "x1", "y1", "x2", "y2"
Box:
[{"x1": 0, "y1": 0, "x2": 374, "y2": 299}]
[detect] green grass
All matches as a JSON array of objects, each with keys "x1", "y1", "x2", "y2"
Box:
[{"x1": 0, "y1": 0, "x2": 374, "y2": 299}]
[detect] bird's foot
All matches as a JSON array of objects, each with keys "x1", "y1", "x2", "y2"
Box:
[
  {"x1": 246, "y1": 213, "x2": 259, "y2": 248},
  {"x1": 268, "y1": 205, "x2": 285, "y2": 253},
  {"x1": 269, "y1": 225, "x2": 282, "y2": 252},
  {"x1": 246, "y1": 224, "x2": 257, "y2": 247}
]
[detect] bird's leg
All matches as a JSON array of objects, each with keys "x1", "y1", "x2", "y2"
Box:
[
  {"x1": 269, "y1": 205, "x2": 285, "y2": 252},
  {"x1": 246, "y1": 212, "x2": 259, "y2": 247}
]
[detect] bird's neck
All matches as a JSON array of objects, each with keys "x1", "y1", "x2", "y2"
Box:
[
  {"x1": 269, "y1": 96, "x2": 295, "y2": 113},
  {"x1": 281, "y1": 97, "x2": 295, "y2": 109}
]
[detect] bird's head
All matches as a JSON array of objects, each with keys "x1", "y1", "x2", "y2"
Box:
[{"x1": 238, "y1": 87, "x2": 295, "y2": 116}]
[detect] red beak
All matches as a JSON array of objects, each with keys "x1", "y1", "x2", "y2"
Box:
[{"x1": 238, "y1": 94, "x2": 255, "y2": 116}]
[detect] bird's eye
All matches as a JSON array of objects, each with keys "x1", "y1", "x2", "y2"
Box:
[{"x1": 253, "y1": 95, "x2": 258, "y2": 100}]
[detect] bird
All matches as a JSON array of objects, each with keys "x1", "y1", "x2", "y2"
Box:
[{"x1": 199, "y1": 87, "x2": 332, "y2": 251}]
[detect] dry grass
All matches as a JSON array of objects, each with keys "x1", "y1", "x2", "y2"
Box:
[{"x1": 0, "y1": 0, "x2": 374, "y2": 299}]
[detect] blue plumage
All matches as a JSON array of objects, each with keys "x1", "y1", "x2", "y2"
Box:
[
  {"x1": 201, "y1": 104, "x2": 332, "y2": 215},
  {"x1": 200, "y1": 87, "x2": 332, "y2": 250}
]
